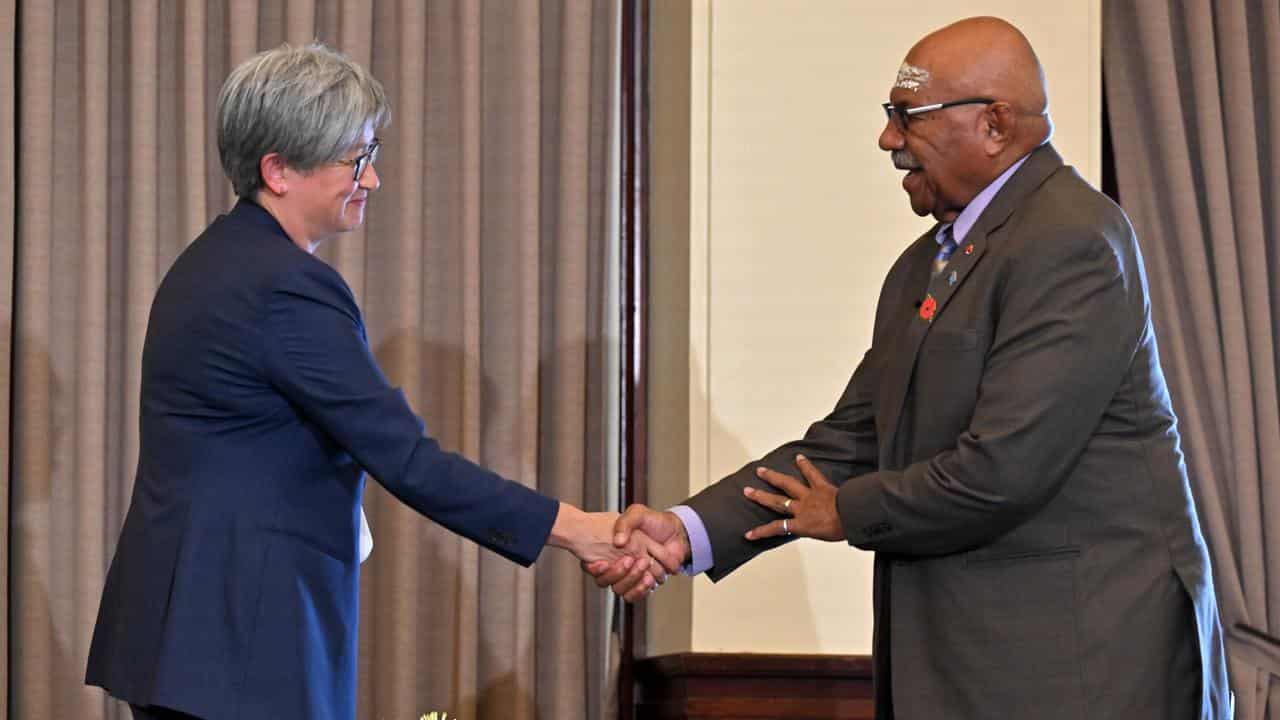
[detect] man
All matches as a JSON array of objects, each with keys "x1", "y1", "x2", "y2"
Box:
[{"x1": 590, "y1": 17, "x2": 1232, "y2": 720}]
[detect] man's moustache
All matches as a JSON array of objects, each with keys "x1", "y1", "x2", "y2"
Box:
[{"x1": 892, "y1": 151, "x2": 921, "y2": 171}]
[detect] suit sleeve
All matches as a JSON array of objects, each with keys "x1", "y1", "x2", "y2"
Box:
[
  {"x1": 837, "y1": 225, "x2": 1138, "y2": 555},
  {"x1": 262, "y1": 260, "x2": 559, "y2": 566},
  {"x1": 683, "y1": 349, "x2": 880, "y2": 581}
]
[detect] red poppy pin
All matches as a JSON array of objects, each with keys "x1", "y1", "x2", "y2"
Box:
[
  {"x1": 919, "y1": 294, "x2": 937, "y2": 321},
  {"x1": 964, "y1": 244, "x2": 974, "y2": 255}
]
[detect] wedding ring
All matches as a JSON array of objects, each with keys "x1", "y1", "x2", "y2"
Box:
[{"x1": 782, "y1": 519, "x2": 791, "y2": 536}]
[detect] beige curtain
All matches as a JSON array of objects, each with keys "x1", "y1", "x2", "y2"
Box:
[
  {"x1": 0, "y1": 0, "x2": 13, "y2": 715},
  {"x1": 5, "y1": 1, "x2": 619, "y2": 719},
  {"x1": 1105, "y1": 1, "x2": 1280, "y2": 718}
]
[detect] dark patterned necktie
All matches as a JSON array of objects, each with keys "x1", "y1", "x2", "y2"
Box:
[{"x1": 932, "y1": 224, "x2": 958, "y2": 278}]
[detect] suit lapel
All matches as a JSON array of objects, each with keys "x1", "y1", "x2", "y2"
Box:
[
  {"x1": 875, "y1": 144, "x2": 1066, "y2": 462},
  {"x1": 876, "y1": 234, "x2": 937, "y2": 457}
]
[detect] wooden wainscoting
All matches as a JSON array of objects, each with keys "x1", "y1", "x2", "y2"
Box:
[{"x1": 633, "y1": 653, "x2": 875, "y2": 720}]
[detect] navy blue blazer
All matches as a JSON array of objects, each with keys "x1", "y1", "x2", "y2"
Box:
[{"x1": 86, "y1": 200, "x2": 560, "y2": 720}]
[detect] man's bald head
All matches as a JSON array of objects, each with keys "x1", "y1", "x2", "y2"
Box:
[
  {"x1": 880, "y1": 17, "x2": 1054, "y2": 221},
  {"x1": 901, "y1": 17, "x2": 1051, "y2": 145}
]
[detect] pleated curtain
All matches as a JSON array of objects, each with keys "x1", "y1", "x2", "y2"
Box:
[
  {"x1": 0, "y1": 0, "x2": 14, "y2": 710},
  {"x1": 1105, "y1": 1, "x2": 1280, "y2": 718},
  {"x1": 2, "y1": 2, "x2": 619, "y2": 719}
]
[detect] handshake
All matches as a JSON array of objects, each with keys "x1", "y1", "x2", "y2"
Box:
[
  {"x1": 551, "y1": 454, "x2": 846, "y2": 602},
  {"x1": 549, "y1": 503, "x2": 691, "y2": 602}
]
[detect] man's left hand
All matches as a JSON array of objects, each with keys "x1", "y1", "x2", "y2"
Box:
[{"x1": 744, "y1": 454, "x2": 845, "y2": 542}]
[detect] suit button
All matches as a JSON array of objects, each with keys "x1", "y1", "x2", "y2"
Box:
[{"x1": 863, "y1": 522, "x2": 892, "y2": 538}]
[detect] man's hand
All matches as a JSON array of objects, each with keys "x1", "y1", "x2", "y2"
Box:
[
  {"x1": 549, "y1": 504, "x2": 682, "y2": 586},
  {"x1": 583, "y1": 504, "x2": 691, "y2": 602},
  {"x1": 743, "y1": 454, "x2": 844, "y2": 542}
]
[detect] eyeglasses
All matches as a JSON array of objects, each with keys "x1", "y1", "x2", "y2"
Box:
[
  {"x1": 881, "y1": 98, "x2": 994, "y2": 132},
  {"x1": 335, "y1": 138, "x2": 381, "y2": 181}
]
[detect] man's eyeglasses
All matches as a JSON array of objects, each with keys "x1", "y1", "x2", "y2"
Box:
[
  {"x1": 336, "y1": 138, "x2": 381, "y2": 181},
  {"x1": 881, "y1": 98, "x2": 994, "y2": 132}
]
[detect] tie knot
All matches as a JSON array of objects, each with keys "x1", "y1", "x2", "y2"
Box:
[{"x1": 938, "y1": 224, "x2": 957, "y2": 250}]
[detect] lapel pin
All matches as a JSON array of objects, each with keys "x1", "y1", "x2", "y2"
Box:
[
  {"x1": 919, "y1": 294, "x2": 937, "y2": 321},
  {"x1": 948, "y1": 270, "x2": 957, "y2": 286},
  {"x1": 964, "y1": 244, "x2": 974, "y2": 255}
]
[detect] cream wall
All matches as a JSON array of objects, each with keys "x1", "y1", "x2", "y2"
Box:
[{"x1": 647, "y1": 0, "x2": 1101, "y2": 656}]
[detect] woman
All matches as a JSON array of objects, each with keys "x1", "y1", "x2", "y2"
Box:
[{"x1": 84, "y1": 43, "x2": 671, "y2": 720}]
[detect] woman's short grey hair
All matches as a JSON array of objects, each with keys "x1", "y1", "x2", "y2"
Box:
[{"x1": 217, "y1": 43, "x2": 391, "y2": 198}]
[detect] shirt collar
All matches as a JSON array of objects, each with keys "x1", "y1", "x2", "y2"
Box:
[{"x1": 939, "y1": 153, "x2": 1031, "y2": 246}]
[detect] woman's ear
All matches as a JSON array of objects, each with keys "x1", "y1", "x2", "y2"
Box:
[{"x1": 259, "y1": 153, "x2": 289, "y2": 195}]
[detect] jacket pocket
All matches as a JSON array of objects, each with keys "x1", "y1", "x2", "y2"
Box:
[
  {"x1": 925, "y1": 328, "x2": 979, "y2": 351},
  {"x1": 945, "y1": 546, "x2": 1086, "y2": 716},
  {"x1": 964, "y1": 545, "x2": 1081, "y2": 568}
]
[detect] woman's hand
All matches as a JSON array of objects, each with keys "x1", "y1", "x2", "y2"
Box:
[
  {"x1": 584, "y1": 505, "x2": 693, "y2": 602},
  {"x1": 549, "y1": 503, "x2": 683, "y2": 587}
]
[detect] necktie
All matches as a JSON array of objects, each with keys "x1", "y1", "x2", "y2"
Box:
[{"x1": 932, "y1": 224, "x2": 958, "y2": 278}]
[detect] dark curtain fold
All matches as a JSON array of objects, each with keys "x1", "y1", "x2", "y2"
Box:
[
  {"x1": 4, "y1": 1, "x2": 619, "y2": 719},
  {"x1": 1105, "y1": 1, "x2": 1280, "y2": 718}
]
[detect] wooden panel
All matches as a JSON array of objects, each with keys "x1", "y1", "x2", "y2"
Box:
[
  {"x1": 620, "y1": 0, "x2": 651, "y2": 718},
  {"x1": 634, "y1": 653, "x2": 875, "y2": 720}
]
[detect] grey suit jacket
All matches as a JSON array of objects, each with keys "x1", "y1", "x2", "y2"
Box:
[{"x1": 684, "y1": 144, "x2": 1231, "y2": 719}]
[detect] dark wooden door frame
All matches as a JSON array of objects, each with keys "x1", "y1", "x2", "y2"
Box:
[{"x1": 618, "y1": 0, "x2": 650, "y2": 718}]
